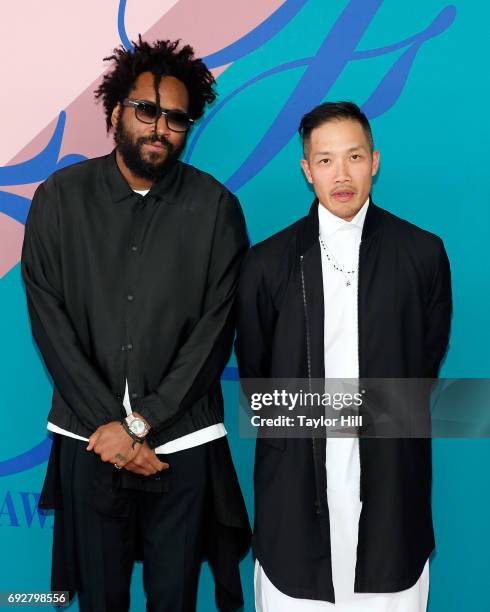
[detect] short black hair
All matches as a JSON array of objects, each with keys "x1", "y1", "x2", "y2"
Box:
[
  {"x1": 95, "y1": 36, "x2": 217, "y2": 132},
  {"x1": 298, "y1": 101, "x2": 374, "y2": 155}
]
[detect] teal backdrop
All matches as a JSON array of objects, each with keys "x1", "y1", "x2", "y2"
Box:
[{"x1": 0, "y1": 1, "x2": 489, "y2": 610}]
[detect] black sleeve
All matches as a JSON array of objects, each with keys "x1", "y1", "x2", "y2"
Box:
[
  {"x1": 424, "y1": 238, "x2": 452, "y2": 377},
  {"x1": 234, "y1": 247, "x2": 277, "y2": 380},
  {"x1": 137, "y1": 191, "x2": 249, "y2": 438},
  {"x1": 21, "y1": 179, "x2": 122, "y2": 431}
]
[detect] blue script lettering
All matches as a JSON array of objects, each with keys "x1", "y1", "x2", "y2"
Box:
[
  {"x1": 0, "y1": 491, "x2": 20, "y2": 527},
  {"x1": 185, "y1": 0, "x2": 456, "y2": 192},
  {"x1": 19, "y1": 492, "x2": 51, "y2": 529},
  {"x1": 0, "y1": 491, "x2": 53, "y2": 529}
]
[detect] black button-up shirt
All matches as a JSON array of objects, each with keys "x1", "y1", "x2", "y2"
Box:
[{"x1": 22, "y1": 152, "x2": 249, "y2": 447}]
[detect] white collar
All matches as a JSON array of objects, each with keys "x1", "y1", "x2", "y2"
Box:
[{"x1": 318, "y1": 197, "x2": 370, "y2": 239}]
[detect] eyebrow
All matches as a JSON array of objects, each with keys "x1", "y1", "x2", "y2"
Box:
[
  {"x1": 313, "y1": 146, "x2": 366, "y2": 157},
  {"x1": 135, "y1": 99, "x2": 188, "y2": 113}
]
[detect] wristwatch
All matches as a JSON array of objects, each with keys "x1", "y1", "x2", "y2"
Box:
[{"x1": 122, "y1": 413, "x2": 150, "y2": 440}]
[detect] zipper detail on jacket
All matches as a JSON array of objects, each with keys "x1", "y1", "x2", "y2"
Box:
[
  {"x1": 299, "y1": 255, "x2": 312, "y2": 389},
  {"x1": 300, "y1": 253, "x2": 323, "y2": 517}
]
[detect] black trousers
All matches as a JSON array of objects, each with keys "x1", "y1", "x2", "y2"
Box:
[{"x1": 56, "y1": 436, "x2": 209, "y2": 612}]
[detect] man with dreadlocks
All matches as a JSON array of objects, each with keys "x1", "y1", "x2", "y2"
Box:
[{"x1": 21, "y1": 38, "x2": 250, "y2": 612}]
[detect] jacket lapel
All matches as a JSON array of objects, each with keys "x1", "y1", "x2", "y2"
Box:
[{"x1": 299, "y1": 199, "x2": 325, "y2": 380}]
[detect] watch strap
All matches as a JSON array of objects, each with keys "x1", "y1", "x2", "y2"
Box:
[{"x1": 120, "y1": 419, "x2": 145, "y2": 444}]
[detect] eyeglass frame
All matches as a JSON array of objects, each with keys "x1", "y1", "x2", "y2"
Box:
[{"x1": 122, "y1": 98, "x2": 194, "y2": 132}]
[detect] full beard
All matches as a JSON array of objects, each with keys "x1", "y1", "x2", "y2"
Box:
[{"x1": 115, "y1": 121, "x2": 185, "y2": 181}]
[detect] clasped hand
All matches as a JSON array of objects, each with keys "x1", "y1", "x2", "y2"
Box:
[{"x1": 87, "y1": 421, "x2": 169, "y2": 476}]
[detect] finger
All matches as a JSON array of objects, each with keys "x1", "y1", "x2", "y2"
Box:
[
  {"x1": 144, "y1": 452, "x2": 162, "y2": 471},
  {"x1": 150, "y1": 455, "x2": 169, "y2": 471},
  {"x1": 132, "y1": 451, "x2": 149, "y2": 468},
  {"x1": 125, "y1": 453, "x2": 154, "y2": 470},
  {"x1": 135, "y1": 458, "x2": 158, "y2": 475},
  {"x1": 86, "y1": 433, "x2": 98, "y2": 451},
  {"x1": 124, "y1": 460, "x2": 142, "y2": 472},
  {"x1": 124, "y1": 464, "x2": 145, "y2": 475},
  {"x1": 125, "y1": 463, "x2": 154, "y2": 476},
  {"x1": 140, "y1": 447, "x2": 167, "y2": 471}
]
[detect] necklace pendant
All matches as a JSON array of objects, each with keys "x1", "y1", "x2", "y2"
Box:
[{"x1": 346, "y1": 280, "x2": 351, "y2": 287}]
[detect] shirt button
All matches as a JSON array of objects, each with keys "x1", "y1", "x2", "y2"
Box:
[
  {"x1": 121, "y1": 345, "x2": 126, "y2": 352},
  {"x1": 115, "y1": 392, "x2": 122, "y2": 399},
  {"x1": 127, "y1": 294, "x2": 134, "y2": 302},
  {"x1": 126, "y1": 343, "x2": 133, "y2": 351},
  {"x1": 131, "y1": 392, "x2": 138, "y2": 400},
  {"x1": 131, "y1": 245, "x2": 138, "y2": 252}
]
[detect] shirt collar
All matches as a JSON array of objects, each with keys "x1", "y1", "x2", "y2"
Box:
[
  {"x1": 103, "y1": 149, "x2": 180, "y2": 204},
  {"x1": 318, "y1": 197, "x2": 370, "y2": 239}
]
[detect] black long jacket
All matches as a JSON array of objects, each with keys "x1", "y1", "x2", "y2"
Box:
[
  {"x1": 235, "y1": 199, "x2": 452, "y2": 602},
  {"x1": 22, "y1": 152, "x2": 251, "y2": 610}
]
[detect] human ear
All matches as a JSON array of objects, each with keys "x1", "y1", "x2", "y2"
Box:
[
  {"x1": 300, "y1": 158, "x2": 313, "y2": 184},
  {"x1": 371, "y1": 149, "x2": 380, "y2": 176},
  {"x1": 111, "y1": 103, "x2": 121, "y2": 130}
]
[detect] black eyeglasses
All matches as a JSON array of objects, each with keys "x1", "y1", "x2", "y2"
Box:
[{"x1": 122, "y1": 99, "x2": 194, "y2": 132}]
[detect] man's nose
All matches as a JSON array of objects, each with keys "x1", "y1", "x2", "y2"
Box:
[
  {"x1": 335, "y1": 160, "x2": 351, "y2": 182},
  {"x1": 154, "y1": 113, "x2": 170, "y2": 137}
]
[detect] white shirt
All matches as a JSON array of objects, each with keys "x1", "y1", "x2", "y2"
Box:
[
  {"x1": 48, "y1": 188, "x2": 226, "y2": 453},
  {"x1": 320, "y1": 198, "x2": 367, "y2": 495}
]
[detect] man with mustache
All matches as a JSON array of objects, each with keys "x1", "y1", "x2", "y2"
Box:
[
  {"x1": 235, "y1": 102, "x2": 452, "y2": 610},
  {"x1": 22, "y1": 38, "x2": 250, "y2": 612}
]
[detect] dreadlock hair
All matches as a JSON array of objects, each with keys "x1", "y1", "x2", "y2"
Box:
[{"x1": 95, "y1": 36, "x2": 216, "y2": 132}]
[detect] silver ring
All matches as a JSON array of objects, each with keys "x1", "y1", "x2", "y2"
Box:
[{"x1": 114, "y1": 463, "x2": 123, "y2": 470}]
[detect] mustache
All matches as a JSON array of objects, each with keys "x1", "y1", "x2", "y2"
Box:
[
  {"x1": 137, "y1": 134, "x2": 173, "y2": 152},
  {"x1": 331, "y1": 187, "x2": 356, "y2": 195}
]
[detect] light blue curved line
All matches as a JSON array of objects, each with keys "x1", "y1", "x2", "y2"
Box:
[
  {"x1": 185, "y1": 58, "x2": 309, "y2": 162},
  {"x1": 361, "y1": 43, "x2": 421, "y2": 119},
  {"x1": 0, "y1": 437, "x2": 52, "y2": 477},
  {"x1": 118, "y1": 0, "x2": 134, "y2": 52},
  {"x1": 203, "y1": 0, "x2": 308, "y2": 68},
  {"x1": 352, "y1": 6, "x2": 456, "y2": 59},
  {"x1": 221, "y1": 0, "x2": 380, "y2": 193}
]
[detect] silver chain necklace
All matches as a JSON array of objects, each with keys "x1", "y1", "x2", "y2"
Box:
[{"x1": 319, "y1": 235, "x2": 357, "y2": 287}]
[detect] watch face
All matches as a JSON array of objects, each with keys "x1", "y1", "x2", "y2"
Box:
[{"x1": 129, "y1": 419, "x2": 146, "y2": 435}]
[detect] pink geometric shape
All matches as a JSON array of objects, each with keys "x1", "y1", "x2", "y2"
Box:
[
  {"x1": 0, "y1": 214, "x2": 24, "y2": 278},
  {"x1": 1, "y1": 0, "x2": 284, "y2": 279},
  {"x1": 144, "y1": 0, "x2": 284, "y2": 59}
]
